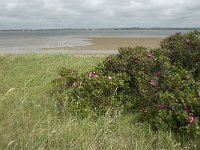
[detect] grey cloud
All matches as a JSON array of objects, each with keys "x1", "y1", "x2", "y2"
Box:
[{"x1": 0, "y1": 0, "x2": 199, "y2": 29}]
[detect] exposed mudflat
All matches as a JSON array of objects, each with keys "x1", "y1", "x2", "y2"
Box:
[{"x1": 0, "y1": 36, "x2": 163, "y2": 55}]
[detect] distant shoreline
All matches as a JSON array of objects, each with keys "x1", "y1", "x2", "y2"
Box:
[{"x1": 0, "y1": 27, "x2": 199, "y2": 31}]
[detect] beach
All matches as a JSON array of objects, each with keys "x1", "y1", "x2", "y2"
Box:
[
  {"x1": 87, "y1": 37, "x2": 163, "y2": 50},
  {"x1": 46, "y1": 36, "x2": 163, "y2": 51},
  {"x1": 0, "y1": 36, "x2": 163, "y2": 54}
]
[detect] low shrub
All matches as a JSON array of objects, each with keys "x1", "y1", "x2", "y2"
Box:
[
  {"x1": 160, "y1": 30, "x2": 200, "y2": 79},
  {"x1": 52, "y1": 31, "x2": 200, "y2": 137},
  {"x1": 52, "y1": 68, "x2": 133, "y2": 117}
]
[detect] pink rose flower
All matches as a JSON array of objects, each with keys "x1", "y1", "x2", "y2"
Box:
[
  {"x1": 189, "y1": 116, "x2": 195, "y2": 124},
  {"x1": 149, "y1": 80, "x2": 157, "y2": 86},
  {"x1": 155, "y1": 71, "x2": 161, "y2": 77},
  {"x1": 147, "y1": 50, "x2": 153, "y2": 59},
  {"x1": 107, "y1": 76, "x2": 112, "y2": 80}
]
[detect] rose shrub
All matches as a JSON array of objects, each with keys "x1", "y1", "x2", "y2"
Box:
[
  {"x1": 160, "y1": 30, "x2": 200, "y2": 80},
  {"x1": 52, "y1": 68, "x2": 134, "y2": 117},
  {"x1": 52, "y1": 31, "x2": 200, "y2": 137}
]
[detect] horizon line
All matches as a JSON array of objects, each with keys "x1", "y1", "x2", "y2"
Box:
[{"x1": 0, "y1": 27, "x2": 200, "y2": 31}]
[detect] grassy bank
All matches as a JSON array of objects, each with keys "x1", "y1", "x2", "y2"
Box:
[{"x1": 0, "y1": 54, "x2": 196, "y2": 149}]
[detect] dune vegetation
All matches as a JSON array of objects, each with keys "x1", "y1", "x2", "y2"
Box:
[{"x1": 1, "y1": 31, "x2": 200, "y2": 149}]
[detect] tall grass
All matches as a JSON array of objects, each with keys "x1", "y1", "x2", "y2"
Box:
[{"x1": 0, "y1": 54, "x2": 197, "y2": 149}]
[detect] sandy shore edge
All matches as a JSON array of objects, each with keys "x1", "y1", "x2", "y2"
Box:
[
  {"x1": 46, "y1": 36, "x2": 164, "y2": 51},
  {"x1": 0, "y1": 36, "x2": 164, "y2": 54}
]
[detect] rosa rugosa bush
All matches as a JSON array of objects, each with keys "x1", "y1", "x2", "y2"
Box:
[
  {"x1": 160, "y1": 30, "x2": 200, "y2": 80},
  {"x1": 52, "y1": 31, "x2": 200, "y2": 137},
  {"x1": 100, "y1": 45, "x2": 200, "y2": 136},
  {"x1": 52, "y1": 68, "x2": 134, "y2": 117}
]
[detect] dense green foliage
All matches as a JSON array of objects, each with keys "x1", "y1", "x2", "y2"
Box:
[
  {"x1": 160, "y1": 30, "x2": 200, "y2": 80},
  {"x1": 2, "y1": 54, "x2": 192, "y2": 149},
  {"x1": 53, "y1": 31, "x2": 200, "y2": 138}
]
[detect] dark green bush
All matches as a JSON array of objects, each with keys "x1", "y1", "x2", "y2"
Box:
[
  {"x1": 160, "y1": 30, "x2": 200, "y2": 79},
  {"x1": 52, "y1": 31, "x2": 200, "y2": 137},
  {"x1": 52, "y1": 68, "x2": 134, "y2": 117}
]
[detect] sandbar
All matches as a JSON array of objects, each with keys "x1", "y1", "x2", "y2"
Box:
[{"x1": 52, "y1": 37, "x2": 164, "y2": 50}]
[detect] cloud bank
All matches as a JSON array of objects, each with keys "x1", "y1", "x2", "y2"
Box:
[{"x1": 0, "y1": 0, "x2": 200, "y2": 29}]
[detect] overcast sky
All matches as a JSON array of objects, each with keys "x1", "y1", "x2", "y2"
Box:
[{"x1": 0, "y1": 0, "x2": 200, "y2": 29}]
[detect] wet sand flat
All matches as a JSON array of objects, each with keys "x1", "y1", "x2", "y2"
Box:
[
  {"x1": 0, "y1": 36, "x2": 164, "y2": 54},
  {"x1": 57, "y1": 37, "x2": 164, "y2": 51}
]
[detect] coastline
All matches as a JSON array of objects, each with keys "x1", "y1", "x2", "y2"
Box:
[
  {"x1": 84, "y1": 36, "x2": 163, "y2": 50},
  {"x1": 0, "y1": 36, "x2": 164, "y2": 54},
  {"x1": 46, "y1": 36, "x2": 164, "y2": 51}
]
